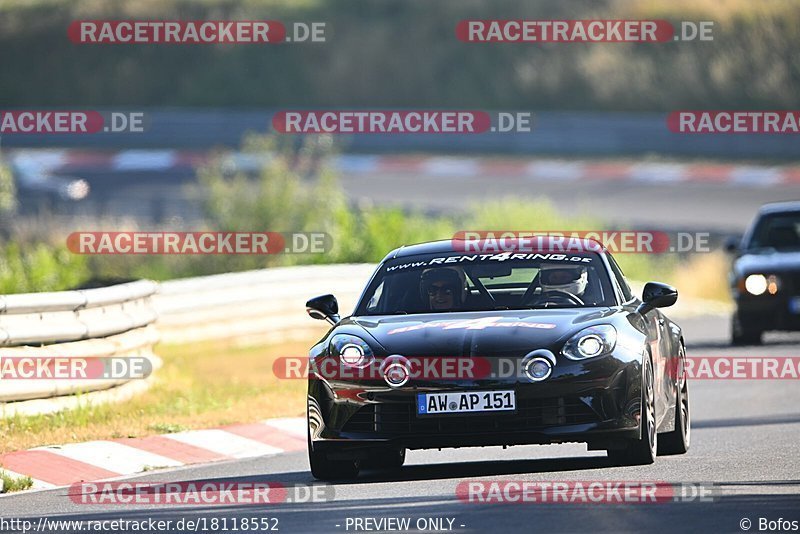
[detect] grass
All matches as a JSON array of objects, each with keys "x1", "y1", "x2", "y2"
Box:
[
  {"x1": 0, "y1": 335, "x2": 322, "y2": 454},
  {"x1": 147, "y1": 422, "x2": 189, "y2": 434},
  {"x1": 0, "y1": 469, "x2": 33, "y2": 493},
  {"x1": 668, "y1": 251, "x2": 732, "y2": 303}
]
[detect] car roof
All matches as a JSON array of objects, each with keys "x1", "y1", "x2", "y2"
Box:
[
  {"x1": 757, "y1": 201, "x2": 800, "y2": 215},
  {"x1": 383, "y1": 238, "x2": 608, "y2": 261}
]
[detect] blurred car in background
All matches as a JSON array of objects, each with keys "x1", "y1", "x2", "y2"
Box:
[{"x1": 727, "y1": 201, "x2": 800, "y2": 345}]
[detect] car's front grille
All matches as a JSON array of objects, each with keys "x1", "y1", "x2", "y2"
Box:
[{"x1": 341, "y1": 396, "x2": 599, "y2": 435}]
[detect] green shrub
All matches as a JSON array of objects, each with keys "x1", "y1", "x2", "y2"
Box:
[
  {"x1": 0, "y1": 469, "x2": 33, "y2": 493},
  {"x1": 0, "y1": 242, "x2": 89, "y2": 294}
]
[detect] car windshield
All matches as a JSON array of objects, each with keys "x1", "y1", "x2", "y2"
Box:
[
  {"x1": 356, "y1": 251, "x2": 616, "y2": 315},
  {"x1": 747, "y1": 211, "x2": 800, "y2": 251}
]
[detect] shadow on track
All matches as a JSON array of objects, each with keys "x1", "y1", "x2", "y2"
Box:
[{"x1": 693, "y1": 413, "x2": 800, "y2": 429}]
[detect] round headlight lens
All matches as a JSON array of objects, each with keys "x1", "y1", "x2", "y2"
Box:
[
  {"x1": 340, "y1": 344, "x2": 366, "y2": 366},
  {"x1": 562, "y1": 325, "x2": 617, "y2": 361},
  {"x1": 744, "y1": 274, "x2": 767, "y2": 296},
  {"x1": 577, "y1": 335, "x2": 603, "y2": 358},
  {"x1": 330, "y1": 334, "x2": 374, "y2": 368}
]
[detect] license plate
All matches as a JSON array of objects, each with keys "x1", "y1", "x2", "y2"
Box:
[
  {"x1": 790, "y1": 297, "x2": 800, "y2": 314},
  {"x1": 416, "y1": 390, "x2": 516, "y2": 415}
]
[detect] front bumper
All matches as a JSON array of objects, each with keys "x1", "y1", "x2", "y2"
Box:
[
  {"x1": 308, "y1": 350, "x2": 643, "y2": 455},
  {"x1": 735, "y1": 294, "x2": 800, "y2": 332}
]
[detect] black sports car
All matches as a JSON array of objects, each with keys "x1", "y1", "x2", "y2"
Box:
[
  {"x1": 726, "y1": 201, "x2": 800, "y2": 345},
  {"x1": 305, "y1": 239, "x2": 690, "y2": 479}
]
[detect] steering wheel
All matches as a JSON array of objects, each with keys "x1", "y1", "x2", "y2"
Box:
[{"x1": 528, "y1": 289, "x2": 584, "y2": 307}]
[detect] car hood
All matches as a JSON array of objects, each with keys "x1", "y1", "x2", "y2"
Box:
[
  {"x1": 348, "y1": 308, "x2": 621, "y2": 357},
  {"x1": 734, "y1": 251, "x2": 800, "y2": 275}
]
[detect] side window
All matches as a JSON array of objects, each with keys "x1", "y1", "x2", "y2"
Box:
[
  {"x1": 607, "y1": 255, "x2": 634, "y2": 302},
  {"x1": 366, "y1": 281, "x2": 384, "y2": 312}
]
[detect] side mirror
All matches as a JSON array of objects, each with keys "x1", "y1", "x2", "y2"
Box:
[
  {"x1": 306, "y1": 294, "x2": 340, "y2": 325},
  {"x1": 723, "y1": 236, "x2": 740, "y2": 254},
  {"x1": 636, "y1": 282, "x2": 678, "y2": 314}
]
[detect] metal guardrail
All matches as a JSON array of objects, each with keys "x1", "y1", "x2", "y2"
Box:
[
  {"x1": 0, "y1": 326, "x2": 160, "y2": 403},
  {"x1": 0, "y1": 280, "x2": 158, "y2": 346},
  {"x1": 0, "y1": 281, "x2": 160, "y2": 411},
  {"x1": 154, "y1": 264, "x2": 375, "y2": 345}
]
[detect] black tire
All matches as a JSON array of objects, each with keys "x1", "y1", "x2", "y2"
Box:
[
  {"x1": 308, "y1": 431, "x2": 360, "y2": 480},
  {"x1": 607, "y1": 356, "x2": 657, "y2": 466},
  {"x1": 362, "y1": 447, "x2": 406, "y2": 471},
  {"x1": 731, "y1": 314, "x2": 762, "y2": 346},
  {"x1": 658, "y1": 345, "x2": 691, "y2": 455}
]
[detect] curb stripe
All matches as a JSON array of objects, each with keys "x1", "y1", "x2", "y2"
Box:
[
  {"x1": 420, "y1": 157, "x2": 479, "y2": 177},
  {"x1": 112, "y1": 150, "x2": 177, "y2": 171},
  {"x1": 0, "y1": 450, "x2": 119, "y2": 486},
  {"x1": 684, "y1": 164, "x2": 735, "y2": 182},
  {"x1": 628, "y1": 163, "x2": 688, "y2": 183},
  {"x1": 40, "y1": 441, "x2": 183, "y2": 474},
  {"x1": 581, "y1": 162, "x2": 635, "y2": 181},
  {"x1": 730, "y1": 166, "x2": 783, "y2": 186},
  {"x1": 526, "y1": 161, "x2": 584, "y2": 181},
  {"x1": 9, "y1": 149, "x2": 800, "y2": 186},
  {"x1": 264, "y1": 417, "x2": 307, "y2": 439},
  {"x1": 113, "y1": 435, "x2": 228, "y2": 464},
  {"x1": 162, "y1": 429, "x2": 283, "y2": 459},
  {"x1": 224, "y1": 423, "x2": 306, "y2": 452},
  {"x1": 0, "y1": 418, "x2": 307, "y2": 493}
]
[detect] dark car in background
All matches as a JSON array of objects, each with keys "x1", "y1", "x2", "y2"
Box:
[
  {"x1": 727, "y1": 201, "x2": 800, "y2": 345},
  {"x1": 304, "y1": 239, "x2": 690, "y2": 479}
]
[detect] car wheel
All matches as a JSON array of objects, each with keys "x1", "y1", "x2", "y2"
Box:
[
  {"x1": 362, "y1": 447, "x2": 406, "y2": 471},
  {"x1": 607, "y1": 356, "x2": 657, "y2": 466},
  {"x1": 307, "y1": 430, "x2": 360, "y2": 480},
  {"x1": 658, "y1": 345, "x2": 691, "y2": 455},
  {"x1": 731, "y1": 314, "x2": 762, "y2": 345}
]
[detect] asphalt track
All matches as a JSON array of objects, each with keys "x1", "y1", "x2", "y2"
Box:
[
  {"x1": 47, "y1": 167, "x2": 800, "y2": 232},
  {"x1": 339, "y1": 172, "x2": 800, "y2": 232},
  {"x1": 2, "y1": 314, "x2": 799, "y2": 534}
]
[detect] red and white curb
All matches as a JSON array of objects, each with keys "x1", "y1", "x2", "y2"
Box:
[
  {"x1": 0, "y1": 417, "x2": 306, "y2": 491},
  {"x1": 9, "y1": 149, "x2": 800, "y2": 187}
]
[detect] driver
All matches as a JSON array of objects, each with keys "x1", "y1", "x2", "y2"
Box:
[
  {"x1": 534, "y1": 263, "x2": 589, "y2": 304},
  {"x1": 420, "y1": 267, "x2": 467, "y2": 311}
]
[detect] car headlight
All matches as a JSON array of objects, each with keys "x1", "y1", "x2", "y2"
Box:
[
  {"x1": 744, "y1": 274, "x2": 767, "y2": 295},
  {"x1": 330, "y1": 334, "x2": 374, "y2": 368},
  {"x1": 739, "y1": 274, "x2": 781, "y2": 295},
  {"x1": 561, "y1": 325, "x2": 617, "y2": 361}
]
